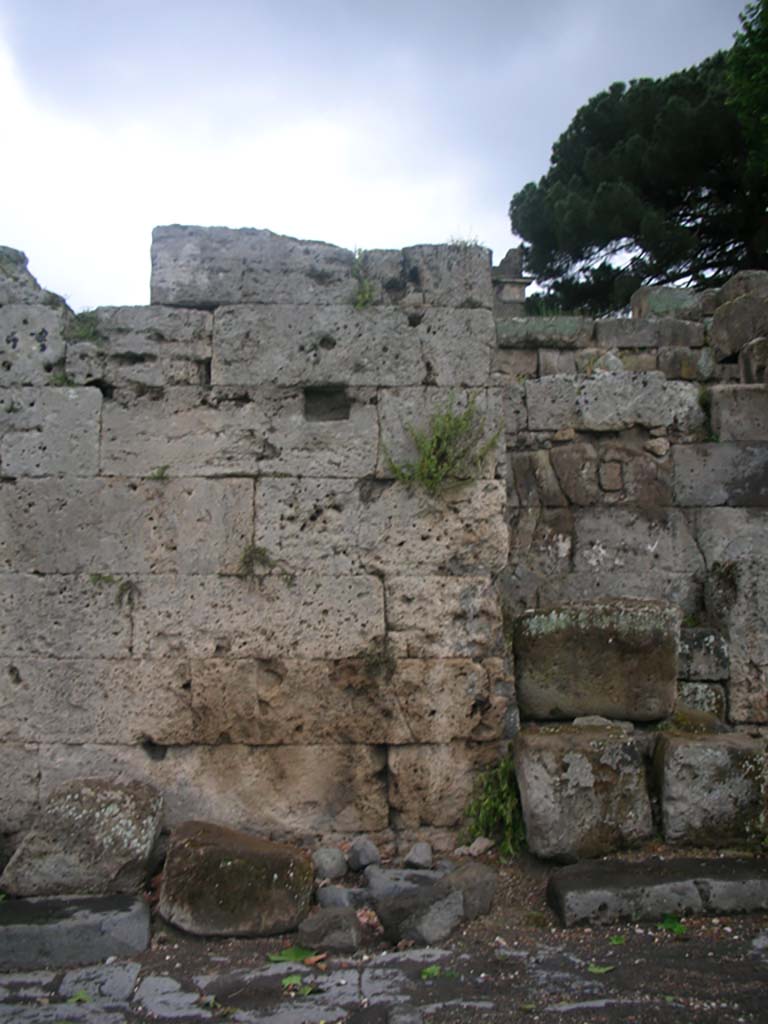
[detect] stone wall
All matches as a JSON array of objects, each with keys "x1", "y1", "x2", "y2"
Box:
[{"x1": 0, "y1": 231, "x2": 766, "y2": 856}]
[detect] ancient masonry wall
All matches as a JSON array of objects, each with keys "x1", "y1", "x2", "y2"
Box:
[{"x1": 0, "y1": 228, "x2": 766, "y2": 854}]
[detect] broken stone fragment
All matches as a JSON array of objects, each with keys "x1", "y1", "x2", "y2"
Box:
[
  {"x1": 298, "y1": 906, "x2": 362, "y2": 953},
  {"x1": 347, "y1": 835, "x2": 381, "y2": 871},
  {"x1": 0, "y1": 779, "x2": 162, "y2": 897},
  {"x1": 403, "y1": 842, "x2": 433, "y2": 870},
  {"x1": 158, "y1": 821, "x2": 313, "y2": 936},
  {"x1": 312, "y1": 846, "x2": 347, "y2": 880}
]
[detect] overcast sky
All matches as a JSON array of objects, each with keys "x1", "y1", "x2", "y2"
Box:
[{"x1": 0, "y1": 0, "x2": 747, "y2": 310}]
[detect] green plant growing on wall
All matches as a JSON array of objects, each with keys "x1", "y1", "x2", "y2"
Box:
[
  {"x1": 352, "y1": 250, "x2": 376, "y2": 309},
  {"x1": 465, "y1": 752, "x2": 526, "y2": 860},
  {"x1": 237, "y1": 543, "x2": 274, "y2": 579},
  {"x1": 386, "y1": 392, "x2": 499, "y2": 496},
  {"x1": 63, "y1": 310, "x2": 106, "y2": 343},
  {"x1": 89, "y1": 573, "x2": 139, "y2": 609},
  {"x1": 148, "y1": 465, "x2": 170, "y2": 480},
  {"x1": 50, "y1": 370, "x2": 75, "y2": 386}
]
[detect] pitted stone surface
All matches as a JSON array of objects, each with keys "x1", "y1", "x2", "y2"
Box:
[
  {"x1": 0, "y1": 305, "x2": 67, "y2": 385},
  {"x1": 0, "y1": 387, "x2": 101, "y2": 477}
]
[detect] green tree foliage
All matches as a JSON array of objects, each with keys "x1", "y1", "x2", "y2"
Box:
[
  {"x1": 728, "y1": 0, "x2": 768, "y2": 175},
  {"x1": 510, "y1": 45, "x2": 768, "y2": 313}
]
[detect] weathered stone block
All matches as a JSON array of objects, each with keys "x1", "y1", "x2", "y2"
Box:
[
  {"x1": 677, "y1": 682, "x2": 727, "y2": 719},
  {"x1": 66, "y1": 305, "x2": 212, "y2": 387},
  {"x1": 0, "y1": 246, "x2": 64, "y2": 307},
  {"x1": 538, "y1": 349, "x2": 576, "y2": 375},
  {"x1": 656, "y1": 734, "x2": 767, "y2": 845},
  {"x1": 711, "y1": 385, "x2": 768, "y2": 441},
  {"x1": 401, "y1": 243, "x2": 493, "y2": 309},
  {"x1": 491, "y1": 348, "x2": 537, "y2": 381},
  {"x1": 496, "y1": 316, "x2": 594, "y2": 350},
  {"x1": 386, "y1": 575, "x2": 502, "y2": 658},
  {"x1": 672, "y1": 443, "x2": 768, "y2": 506},
  {"x1": 101, "y1": 385, "x2": 379, "y2": 478},
  {"x1": 514, "y1": 726, "x2": 654, "y2": 861},
  {"x1": 159, "y1": 821, "x2": 313, "y2": 936},
  {"x1": 596, "y1": 318, "x2": 704, "y2": 349},
  {"x1": 39, "y1": 742, "x2": 390, "y2": 835},
  {"x1": 298, "y1": 906, "x2": 362, "y2": 952},
  {"x1": 535, "y1": 568, "x2": 700, "y2": 618},
  {"x1": 0, "y1": 743, "x2": 39, "y2": 833},
  {"x1": 388, "y1": 741, "x2": 506, "y2": 828},
  {"x1": 631, "y1": 285, "x2": 705, "y2": 320},
  {"x1": 508, "y1": 450, "x2": 568, "y2": 507},
  {"x1": 740, "y1": 337, "x2": 768, "y2": 384},
  {"x1": 711, "y1": 293, "x2": 768, "y2": 360},
  {"x1": 376, "y1": 385, "x2": 503, "y2": 479},
  {"x1": 0, "y1": 305, "x2": 67, "y2": 385},
  {"x1": 0, "y1": 387, "x2": 101, "y2": 476},
  {"x1": 0, "y1": 574, "x2": 132, "y2": 659},
  {"x1": 525, "y1": 376, "x2": 578, "y2": 431},
  {"x1": 573, "y1": 508, "x2": 702, "y2": 576},
  {"x1": 132, "y1": 573, "x2": 384, "y2": 660},
  {"x1": 678, "y1": 628, "x2": 729, "y2": 681},
  {"x1": 514, "y1": 599, "x2": 679, "y2": 721},
  {"x1": 0, "y1": 477, "x2": 252, "y2": 575},
  {"x1": 658, "y1": 346, "x2": 716, "y2": 381},
  {"x1": 719, "y1": 270, "x2": 768, "y2": 304},
  {"x1": 577, "y1": 373, "x2": 704, "y2": 433},
  {"x1": 254, "y1": 476, "x2": 507, "y2": 576},
  {"x1": 0, "y1": 779, "x2": 162, "y2": 896},
  {"x1": 151, "y1": 225, "x2": 356, "y2": 307}
]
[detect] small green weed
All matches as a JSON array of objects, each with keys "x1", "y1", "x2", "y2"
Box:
[
  {"x1": 148, "y1": 465, "x2": 170, "y2": 480},
  {"x1": 659, "y1": 914, "x2": 687, "y2": 936},
  {"x1": 465, "y1": 752, "x2": 525, "y2": 860},
  {"x1": 281, "y1": 973, "x2": 320, "y2": 997},
  {"x1": 67, "y1": 990, "x2": 92, "y2": 1004},
  {"x1": 63, "y1": 310, "x2": 106, "y2": 343},
  {"x1": 89, "y1": 573, "x2": 139, "y2": 609},
  {"x1": 363, "y1": 637, "x2": 396, "y2": 681},
  {"x1": 608, "y1": 934, "x2": 626, "y2": 946},
  {"x1": 386, "y1": 392, "x2": 499, "y2": 497},
  {"x1": 89, "y1": 573, "x2": 117, "y2": 586},
  {"x1": 587, "y1": 963, "x2": 616, "y2": 975},
  {"x1": 50, "y1": 370, "x2": 75, "y2": 386},
  {"x1": 352, "y1": 249, "x2": 376, "y2": 309},
  {"x1": 447, "y1": 234, "x2": 482, "y2": 249},
  {"x1": 237, "y1": 543, "x2": 274, "y2": 579}
]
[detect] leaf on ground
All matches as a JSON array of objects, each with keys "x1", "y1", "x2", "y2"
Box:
[
  {"x1": 420, "y1": 964, "x2": 442, "y2": 980},
  {"x1": 269, "y1": 945, "x2": 316, "y2": 963},
  {"x1": 303, "y1": 953, "x2": 328, "y2": 966},
  {"x1": 67, "y1": 990, "x2": 92, "y2": 1004},
  {"x1": 281, "y1": 974, "x2": 304, "y2": 988},
  {"x1": 587, "y1": 963, "x2": 616, "y2": 975},
  {"x1": 609, "y1": 935, "x2": 626, "y2": 945}
]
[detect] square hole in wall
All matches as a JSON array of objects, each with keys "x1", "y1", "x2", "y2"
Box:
[{"x1": 304, "y1": 384, "x2": 351, "y2": 421}]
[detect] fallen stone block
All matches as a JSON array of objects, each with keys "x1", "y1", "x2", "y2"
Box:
[
  {"x1": 439, "y1": 862, "x2": 497, "y2": 919},
  {"x1": 547, "y1": 857, "x2": 768, "y2": 926},
  {"x1": 403, "y1": 842, "x2": 433, "y2": 870},
  {"x1": 348, "y1": 836, "x2": 381, "y2": 872},
  {"x1": 0, "y1": 895, "x2": 150, "y2": 969},
  {"x1": 514, "y1": 599, "x2": 679, "y2": 721},
  {"x1": 298, "y1": 907, "x2": 362, "y2": 953},
  {"x1": 317, "y1": 885, "x2": 366, "y2": 910},
  {"x1": 312, "y1": 847, "x2": 347, "y2": 880},
  {"x1": 374, "y1": 884, "x2": 464, "y2": 946},
  {"x1": 711, "y1": 384, "x2": 768, "y2": 441},
  {"x1": 0, "y1": 779, "x2": 162, "y2": 897},
  {"x1": 655, "y1": 734, "x2": 767, "y2": 846},
  {"x1": 158, "y1": 821, "x2": 313, "y2": 936},
  {"x1": 514, "y1": 726, "x2": 654, "y2": 862}
]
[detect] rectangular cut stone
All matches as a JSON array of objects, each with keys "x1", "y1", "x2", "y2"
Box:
[
  {"x1": 526, "y1": 376, "x2": 578, "y2": 431},
  {"x1": 0, "y1": 743, "x2": 39, "y2": 832},
  {"x1": 183, "y1": 657, "x2": 508, "y2": 746},
  {"x1": 386, "y1": 575, "x2": 502, "y2": 658},
  {"x1": 631, "y1": 285, "x2": 705, "y2": 320},
  {"x1": 656, "y1": 734, "x2": 767, "y2": 845},
  {"x1": 133, "y1": 573, "x2": 384, "y2": 660},
  {"x1": 0, "y1": 477, "x2": 252, "y2": 574},
  {"x1": 576, "y1": 373, "x2": 704, "y2": 433},
  {"x1": 0, "y1": 574, "x2": 132, "y2": 658},
  {"x1": 0, "y1": 387, "x2": 101, "y2": 476},
  {"x1": 658, "y1": 346, "x2": 716, "y2": 381},
  {"x1": 387, "y1": 741, "x2": 506, "y2": 828},
  {"x1": 538, "y1": 349, "x2": 576, "y2": 375},
  {"x1": 573, "y1": 508, "x2": 703, "y2": 576},
  {"x1": 672, "y1": 443, "x2": 768, "y2": 506},
  {"x1": 497, "y1": 316, "x2": 594, "y2": 350},
  {"x1": 711, "y1": 385, "x2": 768, "y2": 441},
  {"x1": 514, "y1": 599, "x2": 679, "y2": 721},
  {"x1": 740, "y1": 337, "x2": 768, "y2": 383},
  {"x1": 39, "y1": 742, "x2": 389, "y2": 836},
  {"x1": 401, "y1": 244, "x2": 493, "y2": 309},
  {"x1": 151, "y1": 225, "x2": 357, "y2": 307},
  {"x1": 101, "y1": 385, "x2": 378, "y2": 478},
  {"x1": 515, "y1": 726, "x2": 654, "y2": 861},
  {"x1": 595, "y1": 318, "x2": 704, "y2": 349},
  {"x1": 255, "y1": 477, "x2": 507, "y2": 575},
  {"x1": 490, "y1": 348, "x2": 537, "y2": 381},
  {"x1": 66, "y1": 305, "x2": 212, "y2": 387},
  {"x1": 711, "y1": 293, "x2": 768, "y2": 360},
  {"x1": 0, "y1": 304, "x2": 67, "y2": 385},
  {"x1": 376, "y1": 386, "x2": 503, "y2": 479},
  {"x1": 678, "y1": 628, "x2": 729, "y2": 681},
  {"x1": 535, "y1": 569, "x2": 700, "y2": 617},
  {"x1": 0, "y1": 658, "x2": 194, "y2": 745},
  {"x1": 677, "y1": 682, "x2": 727, "y2": 719},
  {"x1": 693, "y1": 507, "x2": 768, "y2": 566}
]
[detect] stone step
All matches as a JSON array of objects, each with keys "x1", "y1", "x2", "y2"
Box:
[
  {"x1": 0, "y1": 895, "x2": 150, "y2": 970},
  {"x1": 547, "y1": 857, "x2": 768, "y2": 926}
]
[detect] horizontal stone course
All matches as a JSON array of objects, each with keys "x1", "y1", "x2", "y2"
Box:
[
  {"x1": 0, "y1": 387, "x2": 101, "y2": 477},
  {"x1": 0, "y1": 304, "x2": 68, "y2": 385}
]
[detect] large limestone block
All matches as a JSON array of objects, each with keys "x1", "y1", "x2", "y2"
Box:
[
  {"x1": 535, "y1": 568, "x2": 700, "y2": 618},
  {"x1": 656, "y1": 734, "x2": 767, "y2": 845},
  {"x1": 0, "y1": 386, "x2": 101, "y2": 476},
  {"x1": 101, "y1": 385, "x2": 378, "y2": 478},
  {"x1": 0, "y1": 658, "x2": 194, "y2": 745},
  {"x1": 183, "y1": 657, "x2": 509, "y2": 745},
  {"x1": 631, "y1": 285, "x2": 709, "y2": 320},
  {"x1": 572, "y1": 508, "x2": 703, "y2": 577},
  {"x1": 718, "y1": 270, "x2": 768, "y2": 305},
  {"x1": 514, "y1": 600, "x2": 679, "y2": 721},
  {"x1": 401, "y1": 243, "x2": 493, "y2": 309},
  {"x1": 514, "y1": 726, "x2": 654, "y2": 861},
  {"x1": 0, "y1": 477, "x2": 252, "y2": 574},
  {"x1": 158, "y1": 821, "x2": 313, "y2": 936},
  {"x1": 0, "y1": 304, "x2": 68, "y2": 385},
  {"x1": 255, "y1": 476, "x2": 507, "y2": 576},
  {"x1": 711, "y1": 293, "x2": 768, "y2": 360},
  {"x1": 595, "y1": 318, "x2": 704, "y2": 349},
  {"x1": 39, "y1": 742, "x2": 390, "y2": 835},
  {"x1": 740, "y1": 337, "x2": 768, "y2": 384},
  {"x1": 388, "y1": 741, "x2": 506, "y2": 828},
  {"x1": 0, "y1": 574, "x2": 132, "y2": 658},
  {"x1": 151, "y1": 225, "x2": 357, "y2": 307},
  {"x1": 0, "y1": 779, "x2": 162, "y2": 896},
  {"x1": 0, "y1": 246, "x2": 64, "y2": 306},
  {"x1": 711, "y1": 385, "x2": 768, "y2": 441},
  {"x1": 376, "y1": 386, "x2": 503, "y2": 480},
  {"x1": 0, "y1": 743, "x2": 39, "y2": 833},
  {"x1": 672, "y1": 443, "x2": 768, "y2": 506},
  {"x1": 576, "y1": 373, "x2": 704, "y2": 433},
  {"x1": 496, "y1": 316, "x2": 594, "y2": 350},
  {"x1": 386, "y1": 575, "x2": 502, "y2": 658},
  {"x1": 66, "y1": 305, "x2": 212, "y2": 388},
  {"x1": 133, "y1": 573, "x2": 384, "y2": 660},
  {"x1": 657, "y1": 346, "x2": 716, "y2": 382}
]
